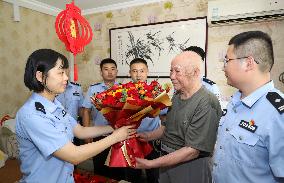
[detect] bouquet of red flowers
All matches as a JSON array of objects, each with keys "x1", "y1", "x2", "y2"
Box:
[{"x1": 91, "y1": 80, "x2": 171, "y2": 167}]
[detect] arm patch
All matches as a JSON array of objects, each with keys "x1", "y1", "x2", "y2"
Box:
[
  {"x1": 266, "y1": 92, "x2": 284, "y2": 114},
  {"x1": 35, "y1": 102, "x2": 46, "y2": 114}
]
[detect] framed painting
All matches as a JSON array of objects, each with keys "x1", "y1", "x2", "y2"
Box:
[{"x1": 110, "y1": 17, "x2": 208, "y2": 78}]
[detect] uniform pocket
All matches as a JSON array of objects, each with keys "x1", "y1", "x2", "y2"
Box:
[
  {"x1": 55, "y1": 122, "x2": 67, "y2": 134},
  {"x1": 71, "y1": 95, "x2": 81, "y2": 101},
  {"x1": 229, "y1": 127, "x2": 260, "y2": 167}
]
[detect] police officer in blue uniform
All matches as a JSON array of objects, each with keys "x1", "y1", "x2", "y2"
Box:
[
  {"x1": 16, "y1": 49, "x2": 134, "y2": 183},
  {"x1": 125, "y1": 58, "x2": 161, "y2": 183},
  {"x1": 56, "y1": 71, "x2": 84, "y2": 146},
  {"x1": 56, "y1": 71, "x2": 84, "y2": 121},
  {"x1": 82, "y1": 58, "x2": 118, "y2": 128},
  {"x1": 212, "y1": 31, "x2": 284, "y2": 183},
  {"x1": 82, "y1": 58, "x2": 125, "y2": 180}
]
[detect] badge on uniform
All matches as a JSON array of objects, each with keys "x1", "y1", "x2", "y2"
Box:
[
  {"x1": 73, "y1": 92, "x2": 80, "y2": 96},
  {"x1": 239, "y1": 120, "x2": 257, "y2": 133},
  {"x1": 222, "y1": 109, "x2": 227, "y2": 116},
  {"x1": 62, "y1": 110, "x2": 67, "y2": 117}
]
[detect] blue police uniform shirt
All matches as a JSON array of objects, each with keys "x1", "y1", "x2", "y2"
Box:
[
  {"x1": 16, "y1": 93, "x2": 78, "y2": 183},
  {"x1": 212, "y1": 81, "x2": 284, "y2": 183},
  {"x1": 202, "y1": 77, "x2": 221, "y2": 101},
  {"x1": 137, "y1": 116, "x2": 160, "y2": 133},
  {"x1": 82, "y1": 82, "x2": 113, "y2": 126},
  {"x1": 56, "y1": 81, "x2": 84, "y2": 120}
]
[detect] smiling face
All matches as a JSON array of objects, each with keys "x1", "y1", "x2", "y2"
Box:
[
  {"x1": 170, "y1": 52, "x2": 200, "y2": 92},
  {"x1": 37, "y1": 59, "x2": 69, "y2": 99},
  {"x1": 129, "y1": 63, "x2": 149, "y2": 82},
  {"x1": 170, "y1": 58, "x2": 191, "y2": 91},
  {"x1": 223, "y1": 45, "x2": 248, "y2": 88}
]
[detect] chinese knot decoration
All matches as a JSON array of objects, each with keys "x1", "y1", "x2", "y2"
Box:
[{"x1": 55, "y1": 1, "x2": 93, "y2": 81}]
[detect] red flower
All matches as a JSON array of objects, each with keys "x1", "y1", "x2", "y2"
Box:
[{"x1": 90, "y1": 80, "x2": 172, "y2": 167}]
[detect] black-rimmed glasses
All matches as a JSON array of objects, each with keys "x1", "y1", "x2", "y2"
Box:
[{"x1": 223, "y1": 56, "x2": 259, "y2": 67}]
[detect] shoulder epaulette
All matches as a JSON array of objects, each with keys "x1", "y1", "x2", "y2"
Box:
[
  {"x1": 202, "y1": 77, "x2": 216, "y2": 85},
  {"x1": 266, "y1": 92, "x2": 284, "y2": 114},
  {"x1": 90, "y1": 83, "x2": 100, "y2": 86},
  {"x1": 35, "y1": 102, "x2": 46, "y2": 114},
  {"x1": 70, "y1": 81, "x2": 81, "y2": 86}
]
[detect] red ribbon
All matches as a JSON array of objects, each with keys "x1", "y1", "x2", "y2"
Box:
[{"x1": 109, "y1": 138, "x2": 152, "y2": 167}]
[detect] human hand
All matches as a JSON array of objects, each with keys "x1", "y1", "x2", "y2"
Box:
[
  {"x1": 136, "y1": 132, "x2": 149, "y2": 142},
  {"x1": 135, "y1": 158, "x2": 153, "y2": 169},
  {"x1": 112, "y1": 125, "x2": 136, "y2": 143},
  {"x1": 159, "y1": 114, "x2": 167, "y2": 123}
]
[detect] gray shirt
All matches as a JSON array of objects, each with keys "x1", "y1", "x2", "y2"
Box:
[{"x1": 162, "y1": 86, "x2": 222, "y2": 153}]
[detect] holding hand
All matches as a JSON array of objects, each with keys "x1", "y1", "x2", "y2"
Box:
[
  {"x1": 112, "y1": 125, "x2": 136, "y2": 143},
  {"x1": 136, "y1": 132, "x2": 149, "y2": 142},
  {"x1": 135, "y1": 157, "x2": 153, "y2": 169}
]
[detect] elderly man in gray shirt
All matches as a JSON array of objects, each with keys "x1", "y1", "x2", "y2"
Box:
[{"x1": 135, "y1": 51, "x2": 222, "y2": 183}]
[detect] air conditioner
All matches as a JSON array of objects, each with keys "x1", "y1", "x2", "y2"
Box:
[{"x1": 208, "y1": 0, "x2": 284, "y2": 26}]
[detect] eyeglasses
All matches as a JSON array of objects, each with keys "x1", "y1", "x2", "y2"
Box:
[{"x1": 223, "y1": 56, "x2": 259, "y2": 67}]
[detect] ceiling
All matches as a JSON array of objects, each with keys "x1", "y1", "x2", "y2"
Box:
[
  {"x1": 35, "y1": 0, "x2": 140, "y2": 10},
  {"x1": 6, "y1": 0, "x2": 164, "y2": 15}
]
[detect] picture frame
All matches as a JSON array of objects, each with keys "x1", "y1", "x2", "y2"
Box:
[{"x1": 110, "y1": 17, "x2": 208, "y2": 78}]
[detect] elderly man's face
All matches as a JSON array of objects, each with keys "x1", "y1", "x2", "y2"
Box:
[{"x1": 170, "y1": 57, "x2": 192, "y2": 91}]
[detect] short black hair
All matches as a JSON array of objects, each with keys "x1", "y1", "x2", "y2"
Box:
[
  {"x1": 100, "y1": 58, "x2": 117, "y2": 70},
  {"x1": 184, "y1": 46, "x2": 205, "y2": 61},
  {"x1": 24, "y1": 49, "x2": 69, "y2": 92},
  {"x1": 130, "y1": 58, "x2": 148, "y2": 68},
  {"x1": 229, "y1": 31, "x2": 274, "y2": 72}
]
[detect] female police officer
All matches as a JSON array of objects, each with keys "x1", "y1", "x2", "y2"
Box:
[{"x1": 16, "y1": 49, "x2": 135, "y2": 182}]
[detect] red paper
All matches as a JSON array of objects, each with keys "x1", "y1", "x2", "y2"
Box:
[
  {"x1": 55, "y1": 1, "x2": 93, "y2": 81},
  {"x1": 91, "y1": 81, "x2": 172, "y2": 167}
]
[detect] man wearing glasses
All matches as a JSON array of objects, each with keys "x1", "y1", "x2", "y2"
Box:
[{"x1": 212, "y1": 31, "x2": 284, "y2": 183}]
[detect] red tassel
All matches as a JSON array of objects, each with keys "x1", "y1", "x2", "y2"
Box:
[{"x1": 74, "y1": 55, "x2": 78, "y2": 81}]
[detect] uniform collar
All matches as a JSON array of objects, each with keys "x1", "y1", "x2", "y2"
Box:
[
  {"x1": 67, "y1": 81, "x2": 72, "y2": 88},
  {"x1": 233, "y1": 80, "x2": 274, "y2": 108},
  {"x1": 31, "y1": 93, "x2": 62, "y2": 113},
  {"x1": 101, "y1": 81, "x2": 118, "y2": 89}
]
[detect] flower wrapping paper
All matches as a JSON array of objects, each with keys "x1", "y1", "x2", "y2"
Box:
[
  {"x1": 91, "y1": 81, "x2": 171, "y2": 167},
  {"x1": 74, "y1": 171, "x2": 118, "y2": 183}
]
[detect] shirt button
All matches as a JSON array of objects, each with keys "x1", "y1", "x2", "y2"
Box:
[
  {"x1": 219, "y1": 146, "x2": 222, "y2": 149},
  {"x1": 225, "y1": 128, "x2": 229, "y2": 131},
  {"x1": 213, "y1": 163, "x2": 217, "y2": 167},
  {"x1": 70, "y1": 173, "x2": 72, "y2": 176},
  {"x1": 239, "y1": 136, "x2": 243, "y2": 140}
]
